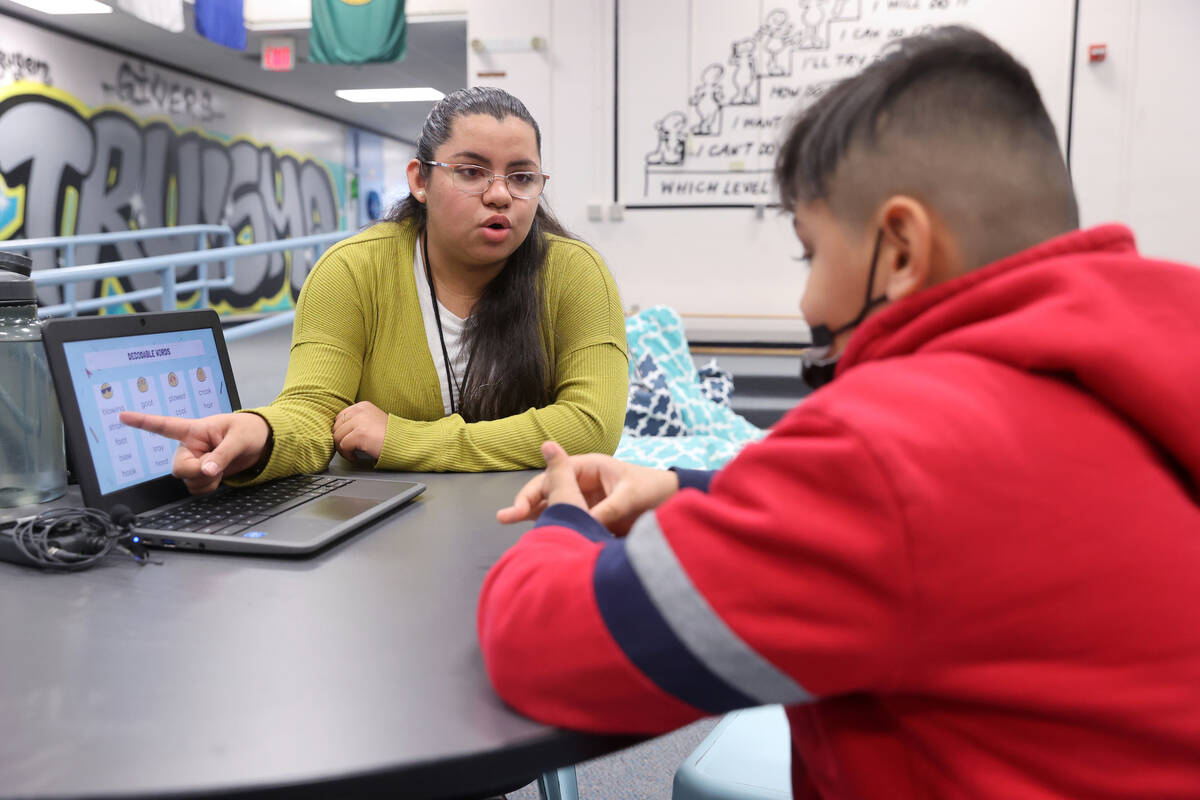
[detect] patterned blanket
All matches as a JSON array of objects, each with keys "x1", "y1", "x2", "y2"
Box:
[{"x1": 615, "y1": 306, "x2": 765, "y2": 470}]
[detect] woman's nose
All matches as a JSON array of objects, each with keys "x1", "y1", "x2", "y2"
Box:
[{"x1": 482, "y1": 176, "x2": 512, "y2": 206}]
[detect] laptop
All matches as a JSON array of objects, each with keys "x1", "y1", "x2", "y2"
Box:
[{"x1": 41, "y1": 309, "x2": 425, "y2": 554}]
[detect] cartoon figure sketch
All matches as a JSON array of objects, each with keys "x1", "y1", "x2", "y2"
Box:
[
  {"x1": 196, "y1": 367, "x2": 207, "y2": 382},
  {"x1": 136, "y1": 377, "x2": 149, "y2": 393},
  {"x1": 757, "y1": 9, "x2": 794, "y2": 76},
  {"x1": 793, "y1": 0, "x2": 831, "y2": 50},
  {"x1": 689, "y1": 64, "x2": 725, "y2": 135},
  {"x1": 646, "y1": 111, "x2": 689, "y2": 166},
  {"x1": 792, "y1": 0, "x2": 859, "y2": 50},
  {"x1": 167, "y1": 371, "x2": 179, "y2": 387},
  {"x1": 728, "y1": 37, "x2": 760, "y2": 105},
  {"x1": 100, "y1": 382, "x2": 113, "y2": 399}
]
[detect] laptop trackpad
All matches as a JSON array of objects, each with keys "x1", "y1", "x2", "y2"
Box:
[{"x1": 292, "y1": 494, "x2": 383, "y2": 521}]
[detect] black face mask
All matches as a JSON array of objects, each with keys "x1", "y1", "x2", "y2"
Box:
[{"x1": 800, "y1": 230, "x2": 888, "y2": 390}]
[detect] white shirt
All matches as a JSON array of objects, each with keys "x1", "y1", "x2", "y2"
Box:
[{"x1": 413, "y1": 244, "x2": 469, "y2": 416}]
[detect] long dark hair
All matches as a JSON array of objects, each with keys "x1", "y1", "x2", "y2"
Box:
[{"x1": 384, "y1": 87, "x2": 570, "y2": 423}]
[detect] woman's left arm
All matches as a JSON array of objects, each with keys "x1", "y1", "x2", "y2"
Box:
[{"x1": 376, "y1": 242, "x2": 629, "y2": 471}]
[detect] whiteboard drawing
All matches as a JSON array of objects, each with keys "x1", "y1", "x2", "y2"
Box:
[
  {"x1": 795, "y1": 0, "x2": 860, "y2": 50},
  {"x1": 621, "y1": 0, "x2": 1071, "y2": 208},
  {"x1": 794, "y1": 0, "x2": 832, "y2": 49},
  {"x1": 690, "y1": 64, "x2": 726, "y2": 135},
  {"x1": 646, "y1": 111, "x2": 688, "y2": 165},
  {"x1": 727, "y1": 38, "x2": 761, "y2": 105},
  {"x1": 758, "y1": 9, "x2": 794, "y2": 76}
]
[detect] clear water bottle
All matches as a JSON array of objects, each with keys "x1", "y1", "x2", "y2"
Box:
[{"x1": 0, "y1": 252, "x2": 67, "y2": 507}]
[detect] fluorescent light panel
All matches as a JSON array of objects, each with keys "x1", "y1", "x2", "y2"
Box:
[
  {"x1": 8, "y1": 0, "x2": 112, "y2": 12},
  {"x1": 336, "y1": 88, "x2": 445, "y2": 103}
]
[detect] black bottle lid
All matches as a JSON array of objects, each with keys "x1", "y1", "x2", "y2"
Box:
[{"x1": 0, "y1": 251, "x2": 36, "y2": 305}]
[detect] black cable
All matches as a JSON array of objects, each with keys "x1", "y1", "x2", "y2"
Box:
[
  {"x1": 3, "y1": 504, "x2": 156, "y2": 571},
  {"x1": 420, "y1": 231, "x2": 470, "y2": 415}
]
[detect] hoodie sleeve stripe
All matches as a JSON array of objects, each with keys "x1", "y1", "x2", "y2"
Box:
[
  {"x1": 536, "y1": 503, "x2": 613, "y2": 542},
  {"x1": 593, "y1": 537, "x2": 757, "y2": 714},
  {"x1": 625, "y1": 512, "x2": 816, "y2": 707},
  {"x1": 671, "y1": 468, "x2": 716, "y2": 492}
]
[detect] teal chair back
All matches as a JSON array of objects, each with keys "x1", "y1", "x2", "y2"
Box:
[{"x1": 672, "y1": 705, "x2": 792, "y2": 800}]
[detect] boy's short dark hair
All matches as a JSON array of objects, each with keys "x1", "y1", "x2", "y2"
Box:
[{"x1": 776, "y1": 26, "x2": 1079, "y2": 267}]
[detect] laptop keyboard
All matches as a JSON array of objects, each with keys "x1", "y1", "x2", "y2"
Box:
[{"x1": 139, "y1": 475, "x2": 354, "y2": 536}]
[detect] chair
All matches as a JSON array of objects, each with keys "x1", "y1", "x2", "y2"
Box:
[
  {"x1": 537, "y1": 765, "x2": 579, "y2": 800},
  {"x1": 672, "y1": 705, "x2": 792, "y2": 800}
]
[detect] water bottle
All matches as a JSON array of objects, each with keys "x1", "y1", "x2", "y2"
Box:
[{"x1": 0, "y1": 252, "x2": 67, "y2": 507}]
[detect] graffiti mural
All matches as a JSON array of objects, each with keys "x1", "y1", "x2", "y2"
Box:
[
  {"x1": 101, "y1": 61, "x2": 223, "y2": 124},
  {"x1": 0, "y1": 81, "x2": 341, "y2": 313},
  {"x1": 0, "y1": 49, "x2": 51, "y2": 85}
]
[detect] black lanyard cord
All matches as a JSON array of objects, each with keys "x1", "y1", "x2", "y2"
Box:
[{"x1": 420, "y1": 232, "x2": 467, "y2": 416}]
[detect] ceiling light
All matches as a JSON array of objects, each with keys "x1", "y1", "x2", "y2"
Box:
[
  {"x1": 7, "y1": 0, "x2": 112, "y2": 13},
  {"x1": 336, "y1": 88, "x2": 445, "y2": 104}
]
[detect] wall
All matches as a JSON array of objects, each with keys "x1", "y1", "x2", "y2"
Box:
[
  {"x1": 468, "y1": 0, "x2": 1200, "y2": 343},
  {"x1": 1071, "y1": 0, "x2": 1200, "y2": 264},
  {"x1": 470, "y1": 0, "x2": 806, "y2": 344},
  {"x1": 0, "y1": 13, "x2": 401, "y2": 314}
]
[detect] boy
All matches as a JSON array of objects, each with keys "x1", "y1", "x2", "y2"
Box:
[{"x1": 479, "y1": 27, "x2": 1200, "y2": 798}]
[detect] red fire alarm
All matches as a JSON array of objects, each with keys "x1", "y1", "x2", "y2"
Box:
[
  {"x1": 1088, "y1": 43, "x2": 1107, "y2": 63},
  {"x1": 262, "y1": 37, "x2": 295, "y2": 72}
]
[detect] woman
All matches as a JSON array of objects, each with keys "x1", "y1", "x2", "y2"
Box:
[{"x1": 120, "y1": 87, "x2": 628, "y2": 492}]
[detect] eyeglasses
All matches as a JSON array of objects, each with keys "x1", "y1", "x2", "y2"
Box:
[{"x1": 421, "y1": 160, "x2": 549, "y2": 199}]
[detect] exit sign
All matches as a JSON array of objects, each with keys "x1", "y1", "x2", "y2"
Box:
[{"x1": 262, "y1": 37, "x2": 295, "y2": 72}]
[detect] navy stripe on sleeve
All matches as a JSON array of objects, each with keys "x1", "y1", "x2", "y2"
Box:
[
  {"x1": 671, "y1": 468, "x2": 715, "y2": 492},
  {"x1": 536, "y1": 503, "x2": 613, "y2": 543},
  {"x1": 592, "y1": 539, "x2": 756, "y2": 714}
]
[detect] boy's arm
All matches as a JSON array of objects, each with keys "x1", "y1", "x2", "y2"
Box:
[{"x1": 478, "y1": 410, "x2": 910, "y2": 733}]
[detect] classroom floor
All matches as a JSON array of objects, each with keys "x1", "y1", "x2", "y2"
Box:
[{"x1": 509, "y1": 717, "x2": 719, "y2": 800}]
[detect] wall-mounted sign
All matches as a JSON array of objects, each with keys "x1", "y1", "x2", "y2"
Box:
[{"x1": 262, "y1": 37, "x2": 295, "y2": 72}]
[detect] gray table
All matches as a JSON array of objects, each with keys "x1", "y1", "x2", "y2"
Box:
[{"x1": 0, "y1": 466, "x2": 637, "y2": 798}]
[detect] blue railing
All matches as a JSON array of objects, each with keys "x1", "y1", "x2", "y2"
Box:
[
  {"x1": 0, "y1": 225, "x2": 236, "y2": 315},
  {"x1": 0, "y1": 227, "x2": 351, "y2": 336}
]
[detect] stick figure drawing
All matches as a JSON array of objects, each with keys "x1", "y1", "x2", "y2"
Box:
[
  {"x1": 728, "y1": 37, "x2": 760, "y2": 105},
  {"x1": 690, "y1": 64, "x2": 725, "y2": 135},
  {"x1": 758, "y1": 9, "x2": 794, "y2": 76},
  {"x1": 646, "y1": 110, "x2": 688, "y2": 165}
]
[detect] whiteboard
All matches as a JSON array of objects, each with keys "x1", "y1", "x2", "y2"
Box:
[{"x1": 617, "y1": 0, "x2": 1077, "y2": 208}]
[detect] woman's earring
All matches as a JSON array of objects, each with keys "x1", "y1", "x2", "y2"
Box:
[{"x1": 416, "y1": 190, "x2": 425, "y2": 200}]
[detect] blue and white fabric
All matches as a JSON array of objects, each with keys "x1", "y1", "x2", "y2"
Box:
[
  {"x1": 624, "y1": 352, "x2": 687, "y2": 437},
  {"x1": 616, "y1": 306, "x2": 765, "y2": 470}
]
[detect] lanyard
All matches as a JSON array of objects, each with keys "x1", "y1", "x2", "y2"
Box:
[{"x1": 420, "y1": 232, "x2": 467, "y2": 415}]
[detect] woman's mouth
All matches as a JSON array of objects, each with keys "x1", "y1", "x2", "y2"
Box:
[{"x1": 480, "y1": 217, "x2": 512, "y2": 242}]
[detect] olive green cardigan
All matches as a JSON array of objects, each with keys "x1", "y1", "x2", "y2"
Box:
[{"x1": 241, "y1": 220, "x2": 628, "y2": 477}]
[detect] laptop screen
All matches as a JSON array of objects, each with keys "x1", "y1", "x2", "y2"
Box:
[{"x1": 60, "y1": 327, "x2": 234, "y2": 496}]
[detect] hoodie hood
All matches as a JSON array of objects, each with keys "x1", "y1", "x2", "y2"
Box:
[{"x1": 840, "y1": 224, "x2": 1200, "y2": 493}]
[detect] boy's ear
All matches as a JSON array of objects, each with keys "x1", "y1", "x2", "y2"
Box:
[{"x1": 877, "y1": 196, "x2": 933, "y2": 302}]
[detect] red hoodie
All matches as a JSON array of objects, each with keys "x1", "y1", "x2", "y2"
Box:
[{"x1": 478, "y1": 225, "x2": 1200, "y2": 799}]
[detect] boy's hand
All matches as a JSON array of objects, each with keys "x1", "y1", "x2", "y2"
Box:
[
  {"x1": 539, "y1": 441, "x2": 588, "y2": 511},
  {"x1": 118, "y1": 411, "x2": 270, "y2": 494},
  {"x1": 497, "y1": 443, "x2": 680, "y2": 536}
]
